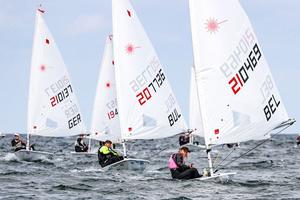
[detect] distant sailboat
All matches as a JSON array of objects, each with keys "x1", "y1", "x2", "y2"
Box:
[
  {"x1": 110, "y1": 0, "x2": 188, "y2": 170},
  {"x1": 15, "y1": 8, "x2": 86, "y2": 161},
  {"x1": 71, "y1": 35, "x2": 121, "y2": 156},
  {"x1": 188, "y1": 0, "x2": 295, "y2": 180},
  {"x1": 90, "y1": 35, "x2": 121, "y2": 145},
  {"x1": 73, "y1": 35, "x2": 123, "y2": 157}
]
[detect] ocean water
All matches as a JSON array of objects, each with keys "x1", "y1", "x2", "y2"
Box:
[{"x1": 0, "y1": 134, "x2": 299, "y2": 200}]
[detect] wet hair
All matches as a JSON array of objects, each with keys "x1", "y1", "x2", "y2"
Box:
[
  {"x1": 104, "y1": 140, "x2": 112, "y2": 144},
  {"x1": 180, "y1": 146, "x2": 190, "y2": 153}
]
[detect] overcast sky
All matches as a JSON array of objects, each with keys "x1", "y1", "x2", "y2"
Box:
[{"x1": 0, "y1": 0, "x2": 299, "y2": 135}]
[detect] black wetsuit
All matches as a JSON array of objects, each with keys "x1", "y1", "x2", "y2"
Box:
[
  {"x1": 179, "y1": 135, "x2": 190, "y2": 146},
  {"x1": 11, "y1": 139, "x2": 26, "y2": 152},
  {"x1": 170, "y1": 153, "x2": 201, "y2": 180},
  {"x1": 98, "y1": 146, "x2": 123, "y2": 167},
  {"x1": 74, "y1": 138, "x2": 88, "y2": 152},
  {"x1": 297, "y1": 136, "x2": 300, "y2": 146}
]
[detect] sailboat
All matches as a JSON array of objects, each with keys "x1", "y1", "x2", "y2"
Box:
[
  {"x1": 15, "y1": 8, "x2": 86, "y2": 161},
  {"x1": 73, "y1": 34, "x2": 123, "y2": 157},
  {"x1": 71, "y1": 35, "x2": 121, "y2": 157},
  {"x1": 110, "y1": 0, "x2": 188, "y2": 170},
  {"x1": 189, "y1": 0, "x2": 295, "y2": 180},
  {"x1": 90, "y1": 35, "x2": 121, "y2": 144}
]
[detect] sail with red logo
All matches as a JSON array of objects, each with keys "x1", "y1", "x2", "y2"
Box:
[
  {"x1": 90, "y1": 35, "x2": 121, "y2": 144},
  {"x1": 189, "y1": 0, "x2": 295, "y2": 180},
  {"x1": 110, "y1": 0, "x2": 187, "y2": 170},
  {"x1": 15, "y1": 8, "x2": 86, "y2": 162}
]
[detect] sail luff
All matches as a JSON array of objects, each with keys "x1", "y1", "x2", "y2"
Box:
[
  {"x1": 27, "y1": 11, "x2": 41, "y2": 136},
  {"x1": 189, "y1": 3, "x2": 212, "y2": 147},
  {"x1": 189, "y1": 66, "x2": 204, "y2": 137}
]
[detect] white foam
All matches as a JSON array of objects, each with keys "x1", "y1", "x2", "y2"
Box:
[{"x1": 1, "y1": 153, "x2": 19, "y2": 162}]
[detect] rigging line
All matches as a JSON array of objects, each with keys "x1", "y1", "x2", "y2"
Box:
[
  {"x1": 214, "y1": 122, "x2": 293, "y2": 173},
  {"x1": 213, "y1": 146, "x2": 236, "y2": 171},
  {"x1": 212, "y1": 148, "x2": 222, "y2": 166}
]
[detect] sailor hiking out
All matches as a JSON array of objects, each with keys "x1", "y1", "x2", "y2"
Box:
[
  {"x1": 98, "y1": 140, "x2": 123, "y2": 167},
  {"x1": 168, "y1": 146, "x2": 202, "y2": 180}
]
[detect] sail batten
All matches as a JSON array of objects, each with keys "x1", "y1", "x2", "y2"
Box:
[{"x1": 189, "y1": 0, "x2": 290, "y2": 145}]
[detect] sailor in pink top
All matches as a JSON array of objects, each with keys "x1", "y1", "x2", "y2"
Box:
[{"x1": 168, "y1": 146, "x2": 202, "y2": 180}]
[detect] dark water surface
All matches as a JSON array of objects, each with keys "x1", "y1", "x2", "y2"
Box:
[{"x1": 0, "y1": 134, "x2": 299, "y2": 200}]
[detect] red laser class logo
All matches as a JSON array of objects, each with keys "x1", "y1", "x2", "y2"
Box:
[
  {"x1": 125, "y1": 43, "x2": 140, "y2": 55},
  {"x1": 40, "y1": 64, "x2": 46, "y2": 72},
  {"x1": 205, "y1": 18, "x2": 228, "y2": 34},
  {"x1": 105, "y1": 82, "x2": 111, "y2": 88}
]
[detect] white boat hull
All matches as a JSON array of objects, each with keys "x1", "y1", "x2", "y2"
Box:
[
  {"x1": 70, "y1": 151, "x2": 97, "y2": 156},
  {"x1": 102, "y1": 158, "x2": 150, "y2": 171},
  {"x1": 198, "y1": 172, "x2": 236, "y2": 182},
  {"x1": 14, "y1": 150, "x2": 54, "y2": 162}
]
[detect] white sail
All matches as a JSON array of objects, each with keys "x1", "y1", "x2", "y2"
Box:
[
  {"x1": 27, "y1": 9, "x2": 86, "y2": 137},
  {"x1": 90, "y1": 35, "x2": 121, "y2": 143},
  {"x1": 189, "y1": 66, "x2": 204, "y2": 137},
  {"x1": 112, "y1": 0, "x2": 187, "y2": 140},
  {"x1": 189, "y1": 0, "x2": 289, "y2": 146}
]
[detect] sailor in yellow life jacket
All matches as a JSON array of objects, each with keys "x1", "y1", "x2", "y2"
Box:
[{"x1": 98, "y1": 140, "x2": 123, "y2": 167}]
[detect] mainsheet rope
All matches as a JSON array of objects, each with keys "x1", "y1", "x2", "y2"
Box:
[{"x1": 213, "y1": 120, "x2": 295, "y2": 173}]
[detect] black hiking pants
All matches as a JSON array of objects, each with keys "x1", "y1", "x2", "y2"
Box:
[
  {"x1": 101, "y1": 156, "x2": 124, "y2": 167},
  {"x1": 171, "y1": 168, "x2": 202, "y2": 180}
]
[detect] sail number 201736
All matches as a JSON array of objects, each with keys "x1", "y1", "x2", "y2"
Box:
[{"x1": 136, "y1": 69, "x2": 165, "y2": 105}]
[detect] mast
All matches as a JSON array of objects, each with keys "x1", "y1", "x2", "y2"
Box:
[
  {"x1": 122, "y1": 140, "x2": 127, "y2": 158},
  {"x1": 88, "y1": 134, "x2": 92, "y2": 153},
  {"x1": 192, "y1": 65, "x2": 214, "y2": 176},
  {"x1": 26, "y1": 133, "x2": 30, "y2": 150}
]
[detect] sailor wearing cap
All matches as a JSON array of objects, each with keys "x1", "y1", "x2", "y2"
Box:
[
  {"x1": 168, "y1": 146, "x2": 202, "y2": 180},
  {"x1": 11, "y1": 133, "x2": 26, "y2": 152}
]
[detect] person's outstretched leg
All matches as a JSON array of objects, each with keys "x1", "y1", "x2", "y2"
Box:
[
  {"x1": 177, "y1": 168, "x2": 201, "y2": 179},
  {"x1": 105, "y1": 156, "x2": 120, "y2": 166},
  {"x1": 191, "y1": 168, "x2": 202, "y2": 178}
]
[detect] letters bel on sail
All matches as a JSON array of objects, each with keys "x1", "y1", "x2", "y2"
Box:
[
  {"x1": 189, "y1": 0, "x2": 289, "y2": 145},
  {"x1": 27, "y1": 9, "x2": 85, "y2": 137}
]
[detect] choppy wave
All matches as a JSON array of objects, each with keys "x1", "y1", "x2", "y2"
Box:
[{"x1": 0, "y1": 134, "x2": 299, "y2": 199}]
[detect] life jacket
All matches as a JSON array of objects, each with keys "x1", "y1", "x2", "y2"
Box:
[
  {"x1": 100, "y1": 146, "x2": 118, "y2": 156},
  {"x1": 168, "y1": 154, "x2": 178, "y2": 169},
  {"x1": 98, "y1": 149, "x2": 106, "y2": 167}
]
